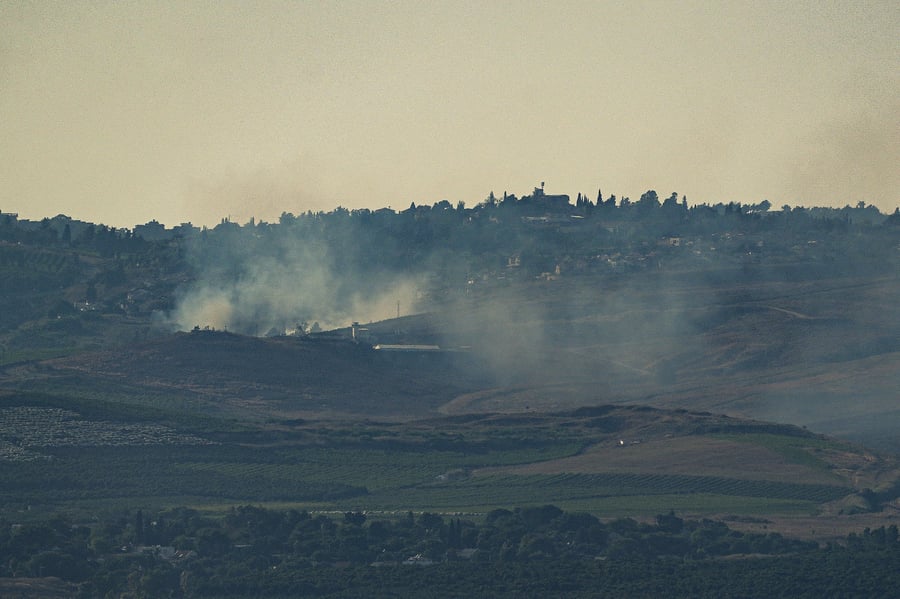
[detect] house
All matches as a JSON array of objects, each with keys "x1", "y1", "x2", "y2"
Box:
[
  {"x1": 531, "y1": 182, "x2": 570, "y2": 206},
  {"x1": 133, "y1": 220, "x2": 170, "y2": 241},
  {"x1": 520, "y1": 182, "x2": 570, "y2": 210}
]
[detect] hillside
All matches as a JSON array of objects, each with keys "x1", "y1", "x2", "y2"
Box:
[
  {"x1": 1, "y1": 202, "x2": 899, "y2": 546},
  {"x1": 6, "y1": 262, "x2": 898, "y2": 453},
  {"x1": 22, "y1": 330, "x2": 485, "y2": 420},
  {"x1": 422, "y1": 269, "x2": 900, "y2": 454},
  {"x1": 2, "y1": 262, "x2": 898, "y2": 455}
]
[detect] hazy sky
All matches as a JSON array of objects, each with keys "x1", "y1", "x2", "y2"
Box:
[{"x1": 2, "y1": 1, "x2": 898, "y2": 228}]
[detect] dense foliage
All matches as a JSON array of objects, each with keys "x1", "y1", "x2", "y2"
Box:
[{"x1": 1, "y1": 505, "x2": 898, "y2": 597}]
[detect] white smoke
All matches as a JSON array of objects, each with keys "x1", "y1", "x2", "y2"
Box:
[{"x1": 162, "y1": 223, "x2": 423, "y2": 335}]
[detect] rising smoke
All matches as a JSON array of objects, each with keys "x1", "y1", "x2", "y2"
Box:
[
  {"x1": 162, "y1": 221, "x2": 423, "y2": 336},
  {"x1": 153, "y1": 202, "x2": 900, "y2": 452}
]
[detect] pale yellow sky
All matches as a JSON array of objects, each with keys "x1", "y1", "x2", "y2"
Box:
[{"x1": 1, "y1": 1, "x2": 898, "y2": 227}]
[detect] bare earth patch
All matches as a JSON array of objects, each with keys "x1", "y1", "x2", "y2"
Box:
[
  {"x1": 478, "y1": 435, "x2": 844, "y2": 486},
  {"x1": 722, "y1": 507, "x2": 900, "y2": 544}
]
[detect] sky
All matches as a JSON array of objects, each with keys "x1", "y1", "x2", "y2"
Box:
[{"x1": 1, "y1": 1, "x2": 898, "y2": 228}]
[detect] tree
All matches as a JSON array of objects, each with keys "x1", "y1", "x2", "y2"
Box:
[
  {"x1": 662, "y1": 192, "x2": 684, "y2": 219},
  {"x1": 636, "y1": 190, "x2": 660, "y2": 214},
  {"x1": 85, "y1": 282, "x2": 98, "y2": 303},
  {"x1": 656, "y1": 510, "x2": 684, "y2": 534},
  {"x1": 343, "y1": 511, "x2": 366, "y2": 527},
  {"x1": 134, "y1": 510, "x2": 145, "y2": 545}
]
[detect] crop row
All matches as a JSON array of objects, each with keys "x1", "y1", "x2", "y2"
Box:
[
  {"x1": 0, "y1": 447, "x2": 365, "y2": 504},
  {"x1": 713, "y1": 432, "x2": 846, "y2": 472},
  {"x1": 176, "y1": 442, "x2": 582, "y2": 491},
  {"x1": 0, "y1": 430, "x2": 849, "y2": 515},
  {"x1": 455, "y1": 473, "x2": 850, "y2": 502},
  {"x1": 356, "y1": 472, "x2": 848, "y2": 513},
  {"x1": 0, "y1": 438, "x2": 582, "y2": 506}
]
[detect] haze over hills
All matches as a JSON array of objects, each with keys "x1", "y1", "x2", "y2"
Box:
[
  {"x1": 17, "y1": 266, "x2": 898, "y2": 454},
  {"x1": 2, "y1": 194, "x2": 898, "y2": 448},
  {"x1": 4, "y1": 3, "x2": 899, "y2": 590},
  {"x1": 2, "y1": 194, "x2": 900, "y2": 595}
]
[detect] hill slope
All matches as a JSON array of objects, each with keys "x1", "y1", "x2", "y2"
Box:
[
  {"x1": 5, "y1": 330, "x2": 484, "y2": 421},
  {"x1": 5, "y1": 266, "x2": 898, "y2": 452}
]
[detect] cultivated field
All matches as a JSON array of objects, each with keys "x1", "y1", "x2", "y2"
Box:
[{"x1": 2, "y1": 395, "x2": 897, "y2": 542}]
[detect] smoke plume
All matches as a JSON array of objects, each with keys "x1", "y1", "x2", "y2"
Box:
[{"x1": 162, "y1": 220, "x2": 423, "y2": 335}]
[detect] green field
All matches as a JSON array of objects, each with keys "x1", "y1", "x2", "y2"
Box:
[{"x1": 1, "y1": 396, "x2": 880, "y2": 524}]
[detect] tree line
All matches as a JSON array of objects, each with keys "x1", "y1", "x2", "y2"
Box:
[{"x1": 2, "y1": 505, "x2": 899, "y2": 597}]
